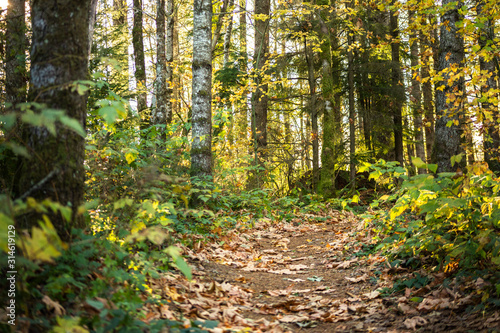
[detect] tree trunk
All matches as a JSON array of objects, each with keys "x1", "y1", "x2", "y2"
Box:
[
  {"x1": 390, "y1": 8, "x2": 404, "y2": 166},
  {"x1": 318, "y1": 13, "x2": 341, "y2": 197},
  {"x1": 132, "y1": 0, "x2": 148, "y2": 117},
  {"x1": 477, "y1": 0, "x2": 500, "y2": 171},
  {"x1": 212, "y1": 0, "x2": 230, "y2": 53},
  {"x1": 152, "y1": 0, "x2": 169, "y2": 126},
  {"x1": 238, "y1": 0, "x2": 248, "y2": 150},
  {"x1": 223, "y1": 0, "x2": 235, "y2": 145},
  {"x1": 421, "y1": 16, "x2": 435, "y2": 163},
  {"x1": 409, "y1": 10, "x2": 425, "y2": 172},
  {"x1": 19, "y1": 0, "x2": 94, "y2": 240},
  {"x1": 165, "y1": 0, "x2": 174, "y2": 124},
  {"x1": 432, "y1": 0, "x2": 465, "y2": 172},
  {"x1": 4, "y1": 0, "x2": 26, "y2": 110},
  {"x1": 250, "y1": 0, "x2": 270, "y2": 188},
  {"x1": 191, "y1": 0, "x2": 213, "y2": 178},
  {"x1": 347, "y1": 1, "x2": 356, "y2": 186},
  {"x1": 1, "y1": 0, "x2": 26, "y2": 195},
  {"x1": 304, "y1": 37, "x2": 319, "y2": 192}
]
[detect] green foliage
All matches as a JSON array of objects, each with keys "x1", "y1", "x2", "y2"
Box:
[{"x1": 364, "y1": 160, "x2": 500, "y2": 298}]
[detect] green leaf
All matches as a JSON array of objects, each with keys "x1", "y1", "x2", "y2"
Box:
[
  {"x1": 0, "y1": 113, "x2": 17, "y2": 130},
  {"x1": 411, "y1": 157, "x2": 426, "y2": 169},
  {"x1": 4, "y1": 142, "x2": 30, "y2": 158},
  {"x1": 165, "y1": 246, "x2": 192, "y2": 280},
  {"x1": 174, "y1": 256, "x2": 192, "y2": 281},
  {"x1": 427, "y1": 164, "x2": 438, "y2": 173},
  {"x1": 86, "y1": 299, "x2": 105, "y2": 310},
  {"x1": 59, "y1": 115, "x2": 86, "y2": 137}
]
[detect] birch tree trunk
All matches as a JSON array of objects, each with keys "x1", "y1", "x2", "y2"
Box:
[
  {"x1": 432, "y1": 0, "x2": 465, "y2": 172},
  {"x1": 191, "y1": 0, "x2": 213, "y2": 178},
  {"x1": 19, "y1": 0, "x2": 94, "y2": 240}
]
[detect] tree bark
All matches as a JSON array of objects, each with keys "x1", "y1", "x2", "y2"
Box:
[
  {"x1": 132, "y1": 0, "x2": 148, "y2": 117},
  {"x1": 347, "y1": 1, "x2": 356, "y2": 185},
  {"x1": 432, "y1": 0, "x2": 465, "y2": 172},
  {"x1": 318, "y1": 12, "x2": 342, "y2": 197},
  {"x1": 152, "y1": 0, "x2": 169, "y2": 126},
  {"x1": 4, "y1": 0, "x2": 26, "y2": 110},
  {"x1": 390, "y1": 7, "x2": 404, "y2": 166},
  {"x1": 250, "y1": 0, "x2": 270, "y2": 188},
  {"x1": 191, "y1": 0, "x2": 213, "y2": 178},
  {"x1": 1, "y1": 0, "x2": 26, "y2": 195},
  {"x1": 421, "y1": 15, "x2": 435, "y2": 164},
  {"x1": 477, "y1": 0, "x2": 500, "y2": 171},
  {"x1": 19, "y1": 0, "x2": 94, "y2": 240},
  {"x1": 409, "y1": 10, "x2": 425, "y2": 172},
  {"x1": 304, "y1": 37, "x2": 319, "y2": 192}
]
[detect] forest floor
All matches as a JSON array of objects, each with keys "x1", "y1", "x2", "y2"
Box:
[{"x1": 148, "y1": 209, "x2": 500, "y2": 333}]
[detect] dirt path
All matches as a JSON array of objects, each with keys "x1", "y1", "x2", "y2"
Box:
[{"x1": 156, "y1": 210, "x2": 499, "y2": 332}]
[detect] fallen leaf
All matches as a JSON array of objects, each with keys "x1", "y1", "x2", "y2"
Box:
[
  {"x1": 345, "y1": 274, "x2": 368, "y2": 283},
  {"x1": 404, "y1": 316, "x2": 428, "y2": 330},
  {"x1": 278, "y1": 315, "x2": 309, "y2": 323},
  {"x1": 42, "y1": 295, "x2": 66, "y2": 316}
]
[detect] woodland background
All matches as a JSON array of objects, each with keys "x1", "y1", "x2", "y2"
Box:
[{"x1": 0, "y1": 0, "x2": 499, "y2": 331}]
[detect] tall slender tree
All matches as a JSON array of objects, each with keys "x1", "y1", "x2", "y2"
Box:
[
  {"x1": 250, "y1": 0, "x2": 270, "y2": 188},
  {"x1": 409, "y1": 9, "x2": 425, "y2": 171},
  {"x1": 152, "y1": 0, "x2": 168, "y2": 126},
  {"x1": 165, "y1": 0, "x2": 175, "y2": 124},
  {"x1": 132, "y1": 0, "x2": 148, "y2": 117},
  {"x1": 347, "y1": 0, "x2": 356, "y2": 185},
  {"x1": 191, "y1": 0, "x2": 213, "y2": 178},
  {"x1": 390, "y1": 7, "x2": 404, "y2": 166},
  {"x1": 432, "y1": 0, "x2": 465, "y2": 172},
  {"x1": 477, "y1": 0, "x2": 500, "y2": 171}
]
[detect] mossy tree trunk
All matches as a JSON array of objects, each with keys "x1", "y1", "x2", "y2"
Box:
[
  {"x1": 249, "y1": 0, "x2": 270, "y2": 189},
  {"x1": 191, "y1": 0, "x2": 213, "y2": 178},
  {"x1": 1, "y1": 0, "x2": 26, "y2": 196},
  {"x1": 19, "y1": 0, "x2": 94, "y2": 240}
]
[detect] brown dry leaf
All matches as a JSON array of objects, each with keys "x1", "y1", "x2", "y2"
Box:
[
  {"x1": 278, "y1": 314, "x2": 310, "y2": 323},
  {"x1": 398, "y1": 302, "x2": 416, "y2": 315},
  {"x1": 403, "y1": 316, "x2": 428, "y2": 330},
  {"x1": 160, "y1": 304, "x2": 176, "y2": 320},
  {"x1": 235, "y1": 275, "x2": 250, "y2": 283},
  {"x1": 417, "y1": 297, "x2": 451, "y2": 312},
  {"x1": 42, "y1": 295, "x2": 66, "y2": 316},
  {"x1": 345, "y1": 274, "x2": 368, "y2": 283},
  {"x1": 269, "y1": 269, "x2": 297, "y2": 275},
  {"x1": 288, "y1": 264, "x2": 309, "y2": 271},
  {"x1": 363, "y1": 290, "x2": 380, "y2": 299}
]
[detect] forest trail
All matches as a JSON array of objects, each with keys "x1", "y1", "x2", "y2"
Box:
[{"x1": 154, "y1": 210, "x2": 499, "y2": 333}]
